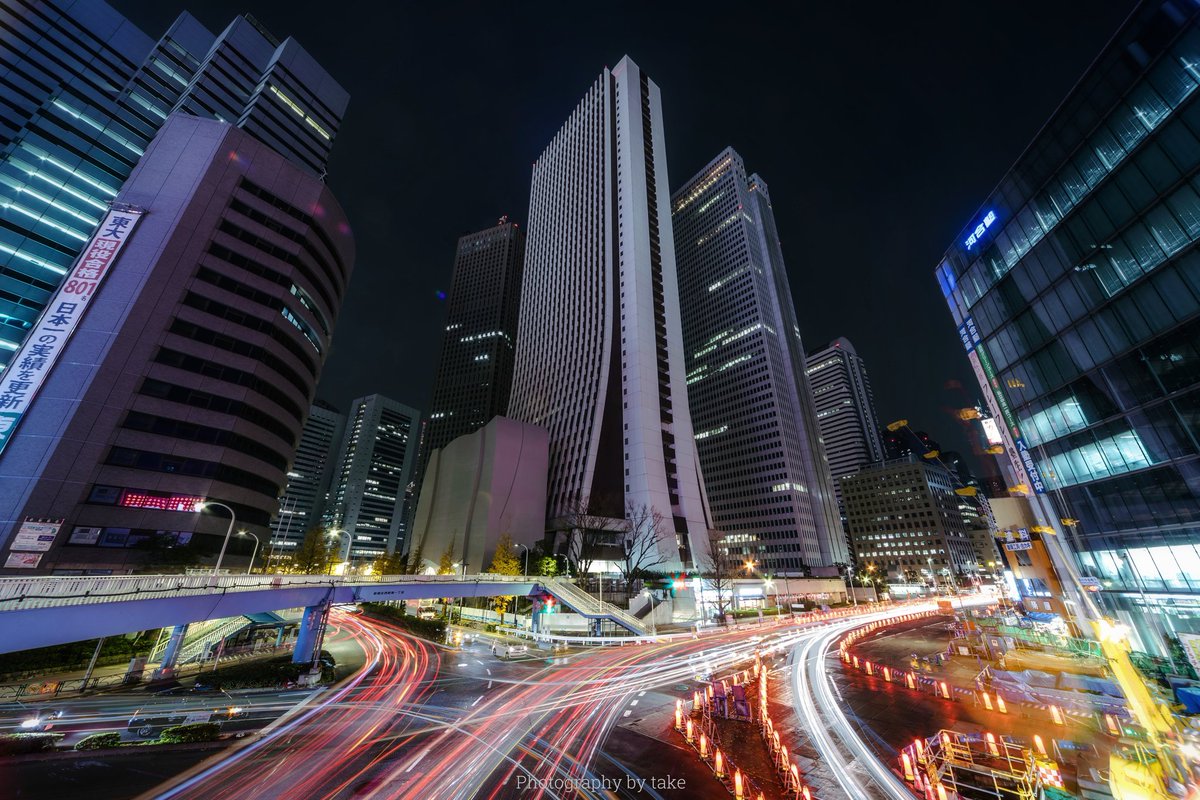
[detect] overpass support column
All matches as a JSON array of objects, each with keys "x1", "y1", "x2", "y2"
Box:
[
  {"x1": 292, "y1": 600, "x2": 331, "y2": 665},
  {"x1": 151, "y1": 624, "x2": 188, "y2": 680}
]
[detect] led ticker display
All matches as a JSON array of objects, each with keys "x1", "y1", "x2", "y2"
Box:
[{"x1": 118, "y1": 491, "x2": 204, "y2": 511}]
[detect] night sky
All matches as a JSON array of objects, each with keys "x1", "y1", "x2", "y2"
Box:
[{"x1": 115, "y1": 1, "x2": 1137, "y2": 476}]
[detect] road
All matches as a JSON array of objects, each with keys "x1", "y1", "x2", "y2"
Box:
[
  {"x1": 788, "y1": 614, "x2": 919, "y2": 800},
  {"x1": 2, "y1": 602, "x2": 949, "y2": 799}
]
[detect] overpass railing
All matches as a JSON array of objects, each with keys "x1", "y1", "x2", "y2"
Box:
[{"x1": 0, "y1": 572, "x2": 539, "y2": 610}]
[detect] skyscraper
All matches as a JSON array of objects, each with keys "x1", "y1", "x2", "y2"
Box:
[
  {"x1": 507, "y1": 56, "x2": 711, "y2": 570},
  {"x1": 0, "y1": 3, "x2": 346, "y2": 370},
  {"x1": 805, "y1": 337, "x2": 885, "y2": 514},
  {"x1": 842, "y1": 455, "x2": 980, "y2": 583},
  {"x1": 269, "y1": 400, "x2": 346, "y2": 564},
  {"x1": 423, "y1": 219, "x2": 526, "y2": 455},
  {"x1": 0, "y1": 114, "x2": 353, "y2": 572},
  {"x1": 934, "y1": 0, "x2": 1200, "y2": 652},
  {"x1": 0, "y1": 3, "x2": 352, "y2": 572},
  {"x1": 674, "y1": 148, "x2": 846, "y2": 570},
  {"x1": 325, "y1": 395, "x2": 420, "y2": 561}
]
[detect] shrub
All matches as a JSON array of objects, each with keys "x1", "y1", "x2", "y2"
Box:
[
  {"x1": 0, "y1": 733, "x2": 64, "y2": 756},
  {"x1": 361, "y1": 603, "x2": 447, "y2": 642},
  {"x1": 74, "y1": 732, "x2": 122, "y2": 751},
  {"x1": 159, "y1": 723, "x2": 220, "y2": 744},
  {"x1": 203, "y1": 650, "x2": 335, "y2": 688}
]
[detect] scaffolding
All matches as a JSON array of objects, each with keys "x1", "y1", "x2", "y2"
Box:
[{"x1": 902, "y1": 729, "x2": 1060, "y2": 800}]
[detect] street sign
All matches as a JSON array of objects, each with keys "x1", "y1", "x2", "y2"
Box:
[{"x1": 1004, "y1": 541, "x2": 1033, "y2": 552}]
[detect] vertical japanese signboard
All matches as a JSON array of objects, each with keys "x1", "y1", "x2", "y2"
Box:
[
  {"x1": 958, "y1": 315, "x2": 1046, "y2": 494},
  {"x1": 0, "y1": 207, "x2": 143, "y2": 456}
]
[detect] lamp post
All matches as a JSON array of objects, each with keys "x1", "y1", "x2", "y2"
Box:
[
  {"x1": 239, "y1": 530, "x2": 261, "y2": 575},
  {"x1": 927, "y1": 557, "x2": 939, "y2": 595},
  {"x1": 328, "y1": 529, "x2": 350, "y2": 574},
  {"x1": 196, "y1": 501, "x2": 236, "y2": 579},
  {"x1": 517, "y1": 543, "x2": 530, "y2": 578},
  {"x1": 845, "y1": 565, "x2": 858, "y2": 607}
]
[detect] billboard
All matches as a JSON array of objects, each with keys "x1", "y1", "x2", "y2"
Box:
[
  {"x1": 12, "y1": 520, "x2": 61, "y2": 552},
  {"x1": 4, "y1": 552, "x2": 42, "y2": 569},
  {"x1": 0, "y1": 206, "x2": 143, "y2": 455},
  {"x1": 980, "y1": 417, "x2": 1004, "y2": 446}
]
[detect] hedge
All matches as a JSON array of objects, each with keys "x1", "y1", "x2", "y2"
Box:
[
  {"x1": 361, "y1": 603, "x2": 446, "y2": 641},
  {"x1": 74, "y1": 732, "x2": 122, "y2": 751},
  {"x1": 202, "y1": 650, "x2": 335, "y2": 688},
  {"x1": 159, "y1": 723, "x2": 220, "y2": 743},
  {"x1": 0, "y1": 733, "x2": 64, "y2": 756}
]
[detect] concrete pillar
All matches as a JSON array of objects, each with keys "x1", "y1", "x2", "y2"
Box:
[
  {"x1": 151, "y1": 624, "x2": 189, "y2": 680},
  {"x1": 275, "y1": 626, "x2": 286, "y2": 647},
  {"x1": 292, "y1": 601, "x2": 331, "y2": 665}
]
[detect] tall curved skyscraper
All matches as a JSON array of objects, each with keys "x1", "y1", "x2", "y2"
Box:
[{"x1": 508, "y1": 56, "x2": 711, "y2": 570}]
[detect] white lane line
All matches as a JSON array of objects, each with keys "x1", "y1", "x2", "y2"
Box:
[
  {"x1": 623, "y1": 710, "x2": 631, "y2": 717},
  {"x1": 404, "y1": 747, "x2": 430, "y2": 773},
  {"x1": 630, "y1": 700, "x2": 638, "y2": 706},
  {"x1": 475, "y1": 660, "x2": 484, "y2": 665},
  {"x1": 638, "y1": 691, "x2": 646, "y2": 697},
  {"x1": 471, "y1": 695, "x2": 483, "y2": 707},
  {"x1": 486, "y1": 668, "x2": 492, "y2": 675},
  {"x1": 487, "y1": 681, "x2": 493, "y2": 689}
]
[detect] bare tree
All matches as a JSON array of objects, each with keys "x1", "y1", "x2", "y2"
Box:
[
  {"x1": 699, "y1": 529, "x2": 735, "y2": 624},
  {"x1": 557, "y1": 493, "x2": 624, "y2": 580},
  {"x1": 617, "y1": 502, "x2": 670, "y2": 584}
]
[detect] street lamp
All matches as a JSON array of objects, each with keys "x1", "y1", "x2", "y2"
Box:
[
  {"x1": 196, "y1": 501, "x2": 236, "y2": 578},
  {"x1": 238, "y1": 530, "x2": 261, "y2": 575},
  {"x1": 517, "y1": 543, "x2": 530, "y2": 578},
  {"x1": 845, "y1": 565, "x2": 858, "y2": 607},
  {"x1": 328, "y1": 529, "x2": 350, "y2": 574},
  {"x1": 927, "y1": 557, "x2": 939, "y2": 595}
]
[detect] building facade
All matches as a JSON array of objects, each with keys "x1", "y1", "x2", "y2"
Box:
[
  {"x1": 268, "y1": 399, "x2": 346, "y2": 565},
  {"x1": 408, "y1": 416, "x2": 549, "y2": 576},
  {"x1": 325, "y1": 395, "x2": 420, "y2": 561},
  {"x1": 842, "y1": 455, "x2": 980, "y2": 583},
  {"x1": 673, "y1": 148, "x2": 846, "y2": 570},
  {"x1": 934, "y1": 0, "x2": 1200, "y2": 651},
  {"x1": 409, "y1": 219, "x2": 526, "y2": 531},
  {"x1": 507, "y1": 56, "x2": 711, "y2": 570},
  {"x1": 0, "y1": 114, "x2": 353, "y2": 571},
  {"x1": 423, "y1": 219, "x2": 526, "y2": 455},
  {"x1": 805, "y1": 337, "x2": 885, "y2": 515},
  {"x1": 0, "y1": 2, "x2": 346, "y2": 369}
]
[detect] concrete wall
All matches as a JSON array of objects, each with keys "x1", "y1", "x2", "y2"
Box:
[{"x1": 408, "y1": 416, "x2": 548, "y2": 574}]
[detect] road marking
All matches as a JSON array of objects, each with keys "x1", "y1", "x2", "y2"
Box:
[
  {"x1": 457, "y1": 663, "x2": 468, "y2": 667},
  {"x1": 623, "y1": 710, "x2": 632, "y2": 717},
  {"x1": 630, "y1": 700, "x2": 638, "y2": 706},
  {"x1": 487, "y1": 681, "x2": 493, "y2": 689},
  {"x1": 472, "y1": 695, "x2": 484, "y2": 706},
  {"x1": 404, "y1": 747, "x2": 430, "y2": 773},
  {"x1": 638, "y1": 691, "x2": 646, "y2": 697},
  {"x1": 486, "y1": 669, "x2": 491, "y2": 675},
  {"x1": 475, "y1": 660, "x2": 484, "y2": 665}
]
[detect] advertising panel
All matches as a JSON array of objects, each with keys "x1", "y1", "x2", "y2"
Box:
[{"x1": 0, "y1": 207, "x2": 143, "y2": 455}]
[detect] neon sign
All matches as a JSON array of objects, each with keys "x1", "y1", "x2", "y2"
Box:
[{"x1": 964, "y1": 210, "x2": 997, "y2": 250}]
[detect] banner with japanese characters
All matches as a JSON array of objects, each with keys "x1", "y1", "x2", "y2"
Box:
[{"x1": 0, "y1": 207, "x2": 143, "y2": 456}]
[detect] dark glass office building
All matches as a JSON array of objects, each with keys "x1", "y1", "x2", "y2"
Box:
[{"x1": 936, "y1": 0, "x2": 1200, "y2": 650}]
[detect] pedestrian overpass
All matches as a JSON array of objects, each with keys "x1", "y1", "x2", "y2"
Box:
[{"x1": 0, "y1": 572, "x2": 650, "y2": 668}]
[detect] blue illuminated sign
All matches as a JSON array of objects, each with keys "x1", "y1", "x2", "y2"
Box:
[{"x1": 964, "y1": 210, "x2": 997, "y2": 250}]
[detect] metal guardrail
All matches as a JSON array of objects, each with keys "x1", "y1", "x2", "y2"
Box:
[{"x1": 0, "y1": 572, "x2": 541, "y2": 610}]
